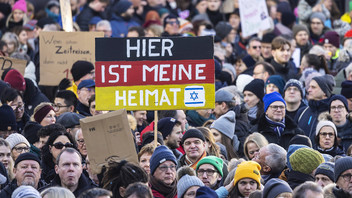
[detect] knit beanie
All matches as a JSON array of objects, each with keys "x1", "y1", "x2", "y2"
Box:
[
  {"x1": 195, "y1": 186, "x2": 218, "y2": 198},
  {"x1": 329, "y1": 94, "x2": 349, "y2": 112},
  {"x1": 310, "y1": 12, "x2": 326, "y2": 23},
  {"x1": 263, "y1": 91, "x2": 286, "y2": 112},
  {"x1": 215, "y1": 21, "x2": 232, "y2": 40},
  {"x1": 236, "y1": 74, "x2": 254, "y2": 93},
  {"x1": 315, "y1": 120, "x2": 337, "y2": 137},
  {"x1": 287, "y1": 144, "x2": 310, "y2": 170},
  {"x1": 265, "y1": 75, "x2": 286, "y2": 95},
  {"x1": 196, "y1": 156, "x2": 224, "y2": 176},
  {"x1": 0, "y1": 105, "x2": 17, "y2": 131},
  {"x1": 12, "y1": 185, "x2": 41, "y2": 198},
  {"x1": 281, "y1": 11, "x2": 296, "y2": 27},
  {"x1": 262, "y1": 178, "x2": 292, "y2": 198},
  {"x1": 289, "y1": 147, "x2": 324, "y2": 174},
  {"x1": 215, "y1": 89, "x2": 235, "y2": 103},
  {"x1": 23, "y1": 121, "x2": 42, "y2": 145},
  {"x1": 114, "y1": 0, "x2": 132, "y2": 15},
  {"x1": 181, "y1": 129, "x2": 206, "y2": 145},
  {"x1": 322, "y1": 31, "x2": 340, "y2": 48},
  {"x1": 149, "y1": 145, "x2": 177, "y2": 175},
  {"x1": 33, "y1": 105, "x2": 54, "y2": 124},
  {"x1": 12, "y1": 0, "x2": 27, "y2": 13},
  {"x1": 262, "y1": 33, "x2": 276, "y2": 44},
  {"x1": 158, "y1": 117, "x2": 180, "y2": 139},
  {"x1": 177, "y1": 174, "x2": 204, "y2": 197},
  {"x1": 4, "y1": 69, "x2": 26, "y2": 92},
  {"x1": 334, "y1": 156, "x2": 352, "y2": 182},
  {"x1": 314, "y1": 162, "x2": 335, "y2": 182},
  {"x1": 163, "y1": 14, "x2": 179, "y2": 28},
  {"x1": 5, "y1": 133, "x2": 30, "y2": 150},
  {"x1": 293, "y1": 24, "x2": 310, "y2": 38},
  {"x1": 312, "y1": 74, "x2": 336, "y2": 98},
  {"x1": 70, "y1": 61, "x2": 95, "y2": 82},
  {"x1": 288, "y1": 134, "x2": 312, "y2": 148},
  {"x1": 242, "y1": 55, "x2": 256, "y2": 68},
  {"x1": 341, "y1": 80, "x2": 352, "y2": 99},
  {"x1": 14, "y1": 152, "x2": 41, "y2": 167},
  {"x1": 243, "y1": 79, "x2": 264, "y2": 100},
  {"x1": 234, "y1": 161, "x2": 261, "y2": 186},
  {"x1": 284, "y1": 79, "x2": 304, "y2": 98},
  {"x1": 210, "y1": 111, "x2": 235, "y2": 140}
]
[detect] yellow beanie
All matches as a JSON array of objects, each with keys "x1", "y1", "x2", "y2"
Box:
[{"x1": 234, "y1": 161, "x2": 261, "y2": 186}]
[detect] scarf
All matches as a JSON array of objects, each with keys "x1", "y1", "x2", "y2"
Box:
[
  {"x1": 185, "y1": 151, "x2": 207, "y2": 170},
  {"x1": 186, "y1": 110, "x2": 214, "y2": 127},
  {"x1": 248, "y1": 106, "x2": 258, "y2": 119},
  {"x1": 265, "y1": 115, "x2": 285, "y2": 137},
  {"x1": 149, "y1": 175, "x2": 177, "y2": 198}
]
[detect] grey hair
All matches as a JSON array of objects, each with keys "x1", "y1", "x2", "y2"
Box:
[
  {"x1": 265, "y1": 143, "x2": 287, "y2": 174},
  {"x1": 293, "y1": 181, "x2": 323, "y2": 198},
  {"x1": 96, "y1": 20, "x2": 111, "y2": 31}
]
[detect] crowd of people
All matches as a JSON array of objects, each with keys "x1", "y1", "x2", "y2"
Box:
[{"x1": 2, "y1": 0, "x2": 352, "y2": 197}]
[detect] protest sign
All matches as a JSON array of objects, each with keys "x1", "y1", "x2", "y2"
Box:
[
  {"x1": 39, "y1": 31, "x2": 103, "y2": 86},
  {"x1": 95, "y1": 36, "x2": 215, "y2": 111},
  {"x1": 80, "y1": 109, "x2": 138, "y2": 174},
  {"x1": 0, "y1": 56, "x2": 27, "y2": 77},
  {"x1": 239, "y1": 0, "x2": 271, "y2": 37},
  {"x1": 60, "y1": 0, "x2": 73, "y2": 32}
]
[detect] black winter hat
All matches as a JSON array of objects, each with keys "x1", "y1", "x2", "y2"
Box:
[
  {"x1": 334, "y1": 156, "x2": 352, "y2": 182},
  {"x1": 215, "y1": 21, "x2": 232, "y2": 40},
  {"x1": 15, "y1": 153, "x2": 41, "y2": 167},
  {"x1": 181, "y1": 129, "x2": 205, "y2": 145},
  {"x1": 312, "y1": 74, "x2": 336, "y2": 98},
  {"x1": 0, "y1": 105, "x2": 17, "y2": 132},
  {"x1": 158, "y1": 117, "x2": 180, "y2": 139},
  {"x1": 243, "y1": 79, "x2": 264, "y2": 100},
  {"x1": 70, "y1": 61, "x2": 94, "y2": 82},
  {"x1": 329, "y1": 94, "x2": 349, "y2": 112},
  {"x1": 23, "y1": 121, "x2": 42, "y2": 145}
]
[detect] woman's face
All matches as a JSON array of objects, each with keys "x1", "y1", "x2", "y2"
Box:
[
  {"x1": 243, "y1": 91, "x2": 260, "y2": 108},
  {"x1": 184, "y1": 186, "x2": 200, "y2": 198},
  {"x1": 11, "y1": 143, "x2": 29, "y2": 161},
  {"x1": 139, "y1": 153, "x2": 152, "y2": 174},
  {"x1": 246, "y1": 142, "x2": 259, "y2": 160},
  {"x1": 6, "y1": 42, "x2": 16, "y2": 54},
  {"x1": 0, "y1": 145, "x2": 11, "y2": 170},
  {"x1": 210, "y1": 128, "x2": 222, "y2": 143},
  {"x1": 40, "y1": 110, "x2": 56, "y2": 126},
  {"x1": 13, "y1": 9, "x2": 24, "y2": 22},
  {"x1": 319, "y1": 126, "x2": 335, "y2": 150},
  {"x1": 18, "y1": 30, "x2": 28, "y2": 45},
  {"x1": 50, "y1": 135, "x2": 71, "y2": 162},
  {"x1": 238, "y1": 178, "x2": 258, "y2": 198},
  {"x1": 300, "y1": 55, "x2": 309, "y2": 73}
]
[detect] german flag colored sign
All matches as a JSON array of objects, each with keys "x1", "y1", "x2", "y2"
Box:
[{"x1": 95, "y1": 36, "x2": 215, "y2": 111}]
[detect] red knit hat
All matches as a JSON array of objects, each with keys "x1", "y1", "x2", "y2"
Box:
[
  {"x1": 4, "y1": 69, "x2": 26, "y2": 92},
  {"x1": 12, "y1": 0, "x2": 27, "y2": 13}
]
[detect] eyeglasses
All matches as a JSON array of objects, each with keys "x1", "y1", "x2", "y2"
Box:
[
  {"x1": 77, "y1": 139, "x2": 85, "y2": 145},
  {"x1": 158, "y1": 165, "x2": 176, "y2": 172},
  {"x1": 330, "y1": 105, "x2": 345, "y2": 111},
  {"x1": 81, "y1": 87, "x2": 95, "y2": 93},
  {"x1": 311, "y1": 21, "x2": 323, "y2": 25},
  {"x1": 286, "y1": 87, "x2": 299, "y2": 92},
  {"x1": 319, "y1": 132, "x2": 334, "y2": 138},
  {"x1": 13, "y1": 146, "x2": 29, "y2": 153},
  {"x1": 166, "y1": 21, "x2": 179, "y2": 25},
  {"x1": 52, "y1": 104, "x2": 69, "y2": 111},
  {"x1": 10, "y1": 103, "x2": 24, "y2": 111},
  {"x1": 269, "y1": 105, "x2": 285, "y2": 111},
  {"x1": 341, "y1": 173, "x2": 352, "y2": 182},
  {"x1": 197, "y1": 169, "x2": 217, "y2": 176},
  {"x1": 251, "y1": 46, "x2": 261, "y2": 49},
  {"x1": 52, "y1": 142, "x2": 74, "y2": 149}
]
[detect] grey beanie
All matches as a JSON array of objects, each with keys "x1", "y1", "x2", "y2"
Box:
[
  {"x1": 284, "y1": 79, "x2": 304, "y2": 98},
  {"x1": 177, "y1": 174, "x2": 204, "y2": 197},
  {"x1": 315, "y1": 120, "x2": 337, "y2": 137},
  {"x1": 262, "y1": 178, "x2": 292, "y2": 198},
  {"x1": 312, "y1": 74, "x2": 336, "y2": 98},
  {"x1": 315, "y1": 162, "x2": 335, "y2": 182},
  {"x1": 5, "y1": 133, "x2": 30, "y2": 150},
  {"x1": 210, "y1": 111, "x2": 236, "y2": 139},
  {"x1": 292, "y1": 24, "x2": 310, "y2": 38},
  {"x1": 335, "y1": 156, "x2": 352, "y2": 182},
  {"x1": 12, "y1": 185, "x2": 41, "y2": 198},
  {"x1": 310, "y1": 12, "x2": 326, "y2": 23}
]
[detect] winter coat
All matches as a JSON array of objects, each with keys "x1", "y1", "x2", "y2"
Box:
[
  {"x1": 270, "y1": 59, "x2": 298, "y2": 82},
  {"x1": 110, "y1": 14, "x2": 140, "y2": 38},
  {"x1": 0, "y1": 179, "x2": 47, "y2": 198},
  {"x1": 76, "y1": 5, "x2": 106, "y2": 31},
  {"x1": 336, "y1": 119, "x2": 352, "y2": 152},
  {"x1": 287, "y1": 170, "x2": 315, "y2": 190},
  {"x1": 23, "y1": 78, "x2": 50, "y2": 116}
]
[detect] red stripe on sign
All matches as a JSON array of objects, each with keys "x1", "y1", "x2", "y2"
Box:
[{"x1": 95, "y1": 59, "x2": 215, "y2": 87}]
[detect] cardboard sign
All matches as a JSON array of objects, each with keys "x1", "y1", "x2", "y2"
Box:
[
  {"x1": 39, "y1": 31, "x2": 104, "y2": 86},
  {"x1": 0, "y1": 56, "x2": 27, "y2": 77},
  {"x1": 60, "y1": 0, "x2": 73, "y2": 32},
  {"x1": 239, "y1": 0, "x2": 271, "y2": 37},
  {"x1": 80, "y1": 109, "x2": 138, "y2": 174},
  {"x1": 95, "y1": 36, "x2": 215, "y2": 111}
]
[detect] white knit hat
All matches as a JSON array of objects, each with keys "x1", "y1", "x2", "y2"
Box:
[{"x1": 5, "y1": 133, "x2": 30, "y2": 150}]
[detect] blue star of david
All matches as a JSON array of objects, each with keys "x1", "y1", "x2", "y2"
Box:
[{"x1": 190, "y1": 91, "x2": 198, "y2": 101}]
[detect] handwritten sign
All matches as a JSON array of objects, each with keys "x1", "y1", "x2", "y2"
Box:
[
  {"x1": 95, "y1": 37, "x2": 215, "y2": 111},
  {"x1": 60, "y1": 0, "x2": 73, "y2": 32},
  {"x1": 0, "y1": 56, "x2": 27, "y2": 77},
  {"x1": 239, "y1": 0, "x2": 271, "y2": 37},
  {"x1": 80, "y1": 109, "x2": 138, "y2": 174},
  {"x1": 39, "y1": 31, "x2": 104, "y2": 86}
]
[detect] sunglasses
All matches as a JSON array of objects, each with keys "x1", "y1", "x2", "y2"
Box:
[{"x1": 52, "y1": 142, "x2": 74, "y2": 149}]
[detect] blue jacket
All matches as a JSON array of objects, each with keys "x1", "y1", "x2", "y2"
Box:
[{"x1": 110, "y1": 14, "x2": 140, "y2": 37}]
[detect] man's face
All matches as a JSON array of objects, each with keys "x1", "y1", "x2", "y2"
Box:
[
  {"x1": 310, "y1": 18, "x2": 324, "y2": 36},
  {"x1": 36, "y1": 136, "x2": 49, "y2": 150},
  {"x1": 77, "y1": 87, "x2": 95, "y2": 107},
  {"x1": 8, "y1": 95, "x2": 24, "y2": 122},
  {"x1": 330, "y1": 100, "x2": 348, "y2": 125},
  {"x1": 207, "y1": 0, "x2": 221, "y2": 11},
  {"x1": 153, "y1": 161, "x2": 176, "y2": 185},
  {"x1": 323, "y1": 43, "x2": 337, "y2": 57},
  {"x1": 197, "y1": 164, "x2": 221, "y2": 188},
  {"x1": 253, "y1": 146, "x2": 269, "y2": 174},
  {"x1": 272, "y1": 44, "x2": 291, "y2": 64},
  {"x1": 165, "y1": 125, "x2": 183, "y2": 149},
  {"x1": 284, "y1": 86, "x2": 302, "y2": 104},
  {"x1": 308, "y1": 80, "x2": 326, "y2": 101},
  {"x1": 253, "y1": 64, "x2": 268, "y2": 81},
  {"x1": 213, "y1": 102, "x2": 227, "y2": 119},
  {"x1": 336, "y1": 169, "x2": 352, "y2": 193},
  {"x1": 14, "y1": 160, "x2": 41, "y2": 188},
  {"x1": 93, "y1": 1, "x2": 107, "y2": 12},
  {"x1": 183, "y1": 138, "x2": 206, "y2": 161},
  {"x1": 55, "y1": 151, "x2": 83, "y2": 189},
  {"x1": 315, "y1": 174, "x2": 333, "y2": 188},
  {"x1": 96, "y1": 25, "x2": 112, "y2": 38},
  {"x1": 265, "y1": 101, "x2": 286, "y2": 122},
  {"x1": 261, "y1": 43, "x2": 272, "y2": 59},
  {"x1": 164, "y1": 18, "x2": 180, "y2": 35},
  {"x1": 76, "y1": 130, "x2": 87, "y2": 157},
  {"x1": 54, "y1": 97, "x2": 72, "y2": 116},
  {"x1": 295, "y1": 31, "x2": 309, "y2": 46},
  {"x1": 176, "y1": 110, "x2": 187, "y2": 131},
  {"x1": 248, "y1": 40, "x2": 262, "y2": 59},
  {"x1": 134, "y1": 111, "x2": 147, "y2": 126},
  {"x1": 347, "y1": 98, "x2": 352, "y2": 112}
]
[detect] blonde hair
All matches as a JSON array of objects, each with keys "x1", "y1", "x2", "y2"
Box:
[
  {"x1": 0, "y1": 138, "x2": 15, "y2": 181},
  {"x1": 40, "y1": 187, "x2": 75, "y2": 198},
  {"x1": 243, "y1": 132, "x2": 269, "y2": 160},
  {"x1": 30, "y1": 102, "x2": 53, "y2": 122}
]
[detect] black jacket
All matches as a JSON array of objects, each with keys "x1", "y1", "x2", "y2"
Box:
[
  {"x1": 333, "y1": 186, "x2": 352, "y2": 197},
  {"x1": 270, "y1": 59, "x2": 298, "y2": 81},
  {"x1": 0, "y1": 179, "x2": 47, "y2": 198},
  {"x1": 76, "y1": 101, "x2": 92, "y2": 116},
  {"x1": 287, "y1": 170, "x2": 315, "y2": 190},
  {"x1": 76, "y1": 5, "x2": 106, "y2": 31},
  {"x1": 23, "y1": 78, "x2": 50, "y2": 116},
  {"x1": 251, "y1": 114, "x2": 304, "y2": 150}
]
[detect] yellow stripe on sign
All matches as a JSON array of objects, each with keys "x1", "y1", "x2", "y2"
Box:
[{"x1": 95, "y1": 84, "x2": 215, "y2": 111}]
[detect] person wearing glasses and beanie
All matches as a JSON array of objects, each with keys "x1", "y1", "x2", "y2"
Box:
[
  {"x1": 149, "y1": 145, "x2": 177, "y2": 198},
  {"x1": 5, "y1": 133, "x2": 30, "y2": 161},
  {"x1": 251, "y1": 92, "x2": 304, "y2": 150},
  {"x1": 314, "y1": 120, "x2": 345, "y2": 157},
  {"x1": 195, "y1": 156, "x2": 223, "y2": 191},
  {"x1": 332, "y1": 156, "x2": 352, "y2": 196}
]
